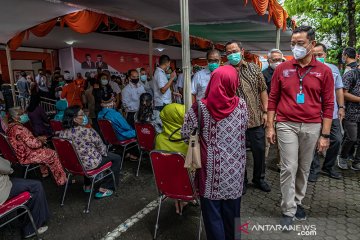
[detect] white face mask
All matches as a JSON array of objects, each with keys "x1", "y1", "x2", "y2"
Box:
[
  {"x1": 101, "y1": 79, "x2": 108, "y2": 85},
  {"x1": 291, "y1": 44, "x2": 310, "y2": 60},
  {"x1": 270, "y1": 62, "x2": 282, "y2": 70}
]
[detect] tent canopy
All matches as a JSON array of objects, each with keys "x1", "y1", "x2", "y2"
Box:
[{"x1": 0, "y1": 0, "x2": 291, "y2": 52}]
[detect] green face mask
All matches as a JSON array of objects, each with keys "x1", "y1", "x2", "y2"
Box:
[
  {"x1": 58, "y1": 81, "x2": 65, "y2": 87},
  {"x1": 227, "y1": 52, "x2": 242, "y2": 66},
  {"x1": 208, "y1": 62, "x2": 220, "y2": 72},
  {"x1": 316, "y1": 57, "x2": 325, "y2": 63}
]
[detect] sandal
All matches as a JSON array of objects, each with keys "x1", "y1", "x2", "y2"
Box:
[
  {"x1": 83, "y1": 185, "x2": 91, "y2": 193},
  {"x1": 95, "y1": 189, "x2": 113, "y2": 199}
]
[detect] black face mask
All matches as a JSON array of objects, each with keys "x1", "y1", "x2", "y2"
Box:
[{"x1": 131, "y1": 78, "x2": 139, "y2": 84}]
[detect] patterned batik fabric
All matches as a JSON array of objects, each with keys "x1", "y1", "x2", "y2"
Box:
[
  {"x1": 182, "y1": 100, "x2": 248, "y2": 200},
  {"x1": 236, "y1": 61, "x2": 267, "y2": 129},
  {"x1": 59, "y1": 126, "x2": 107, "y2": 170}
]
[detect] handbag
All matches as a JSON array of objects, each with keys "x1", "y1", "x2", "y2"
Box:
[{"x1": 184, "y1": 102, "x2": 201, "y2": 169}]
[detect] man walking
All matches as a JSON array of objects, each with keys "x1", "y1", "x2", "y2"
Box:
[
  {"x1": 267, "y1": 26, "x2": 334, "y2": 227},
  {"x1": 308, "y1": 43, "x2": 344, "y2": 181},
  {"x1": 225, "y1": 40, "x2": 271, "y2": 193},
  {"x1": 16, "y1": 71, "x2": 30, "y2": 110}
]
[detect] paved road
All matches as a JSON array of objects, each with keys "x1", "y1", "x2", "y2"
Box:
[{"x1": 1, "y1": 147, "x2": 360, "y2": 240}]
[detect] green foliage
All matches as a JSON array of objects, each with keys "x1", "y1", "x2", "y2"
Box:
[{"x1": 285, "y1": 0, "x2": 359, "y2": 63}]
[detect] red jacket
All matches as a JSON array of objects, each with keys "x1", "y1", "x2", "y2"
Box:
[{"x1": 268, "y1": 57, "x2": 334, "y2": 123}]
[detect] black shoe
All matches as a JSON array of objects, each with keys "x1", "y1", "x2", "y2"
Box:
[
  {"x1": 351, "y1": 162, "x2": 360, "y2": 171},
  {"x1": 321, "y1": 168, "x2": 342, "y2": 179},
  {"x1": 252, "y1": 180, "x2": 271, "y2": 192},
  {"x1": 308, "y1": 174, "x2": 318, "y2": 182},
  {"x1": 242, "y1": 183, "x2": 247, "y2": 195},
  {"x1": 280, "y1": 214, "x2": 293, "y2": 232},
  {"x1": 294, "y1": 205, "x2": 306, "y2": 221}
]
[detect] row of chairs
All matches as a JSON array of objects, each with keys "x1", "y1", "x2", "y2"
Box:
[{"x1": 0, "y1": 120, "x2": 201, "y2": 239}]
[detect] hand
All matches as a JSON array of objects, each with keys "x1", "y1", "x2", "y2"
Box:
[
  {"x1": 266, "y1": 126, "x2": 276, "y2": 144},
  {"x1": 262, "y1": 113, "x2": 267, "y2": 127},
  {"x1": 173, "y1": 92, "x2": 182, "y2": 98},
  {"x1": 170, "y1": 71, "x2": 177, "y2": 80},
  {"x1": 338, "y1": 108, "x2": 345, "y2": 122},
  {"x1": 317, "y1": 136, "x2": 330, "y2": 153},
  {"x1": 37, "y1": 136, "x2": 47, "y2": 144}
]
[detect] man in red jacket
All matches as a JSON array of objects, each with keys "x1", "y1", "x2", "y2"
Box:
[{"x1": 266, "y1": 26, "x2": 334, "y2": 229}]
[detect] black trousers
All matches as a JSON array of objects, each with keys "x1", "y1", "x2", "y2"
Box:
[
  {"x1": 8, "y1": 178, "x2": 50, "y2": 236},
  {"x1": 126, "y1": 112, "x2": 136, "y2": 128},
  {"x1": 200, "y1": 197, "x2": 241, "y2": 240},
  {"x1": 244, "y1": 126, "x2": 266, "y2": 183},
  {"x1": 340, "y1": 120, "x2": 360, "y2": 162},
  {"x1": 84, "y1": 152, "x2": 121, "y2": 190},
  {"x1": 310, "y1": 119, "x2": 342, "y2": 175}
]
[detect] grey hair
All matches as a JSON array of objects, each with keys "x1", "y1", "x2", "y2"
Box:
[
  {"x1": 8, "y1": 107, "x2": 22, "y2": 119},
  {"x1": 267, "y1": 49, "x2": 283, "y2": 58}
]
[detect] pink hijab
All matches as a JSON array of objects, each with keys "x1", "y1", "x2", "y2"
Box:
[{"x1": 201, "y1": 65, "x2": 240, "y2": 121}]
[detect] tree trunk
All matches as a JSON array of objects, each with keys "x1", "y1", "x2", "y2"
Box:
[{"x1": 347, "y1": 0, "x2": 356, "y2": 47}]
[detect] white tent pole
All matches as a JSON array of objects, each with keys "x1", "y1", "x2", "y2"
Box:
[
  {"x1": 149, "y1": 29, "x2": 153, "y2": 77},
  {"x1": 180, "y1": 0, "x2": 192, "y2": 111},
  {"x1": 276, "y1": 28, "x2": 281, "y2": 49},
  {"x1": 5, "y1": 45, "x2": 16, "y2": 106}
]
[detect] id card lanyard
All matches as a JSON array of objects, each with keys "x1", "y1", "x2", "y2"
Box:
[{"x1": 297, "y1": 66, "x2": 313, "y2": 94}]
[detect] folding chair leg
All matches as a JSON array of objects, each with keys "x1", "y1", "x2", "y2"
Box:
[
  {"x1": 136, "y1": 151, "x2": 143, "y2": 177},
  {"x1": 25, "y1": 206, "x2": 40, "y2": 240},
  {"x1": 120, "y1": 146, "x2": 127, "y2": 170},
  {"x1": 111, "y1": 170, "x2": 116, "y2": 192},
  {"x1": 24, "y1": 165, "x2": 30, "y2": 179},
  {"x1": 61, "y1": 173, "x2": 71, "y2": 206},
  {"x1": 153, "y1": 195, "x2": 163, "y2": 239},
  {"x1": 198, "y1": 210, "x2": 202, "y2": 240},
  {"x1": 85, "y1": 177, "x2": 95, "y2": 213}
]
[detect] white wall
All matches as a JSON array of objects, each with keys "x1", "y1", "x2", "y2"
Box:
[
  {"x1": 11, "y1": 60, "x2": 33, "y2": 70},
  {"x1": 58, "y1": 47, "x2": 75, "y2": 77}
]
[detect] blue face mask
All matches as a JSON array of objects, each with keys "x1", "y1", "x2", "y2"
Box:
[
  {"x1": 166, "y1": 74, "x2": 171, "y2": 80},
  {"x1": 82, "y1": 115, "x2": 88, "y2": 126},
  {"x1": 208, "y1": 62, "x2": 220, "y2": 72},
  {"x1": 19, "y1": 114, "x2": 29, "y2": 124},
  {"x1": 140, "y1": 75, "x2": 147, "y2": 82},
  {"x1": 0, "y1": 111, "x2": 5, "y2": 118},
  {"x1": 227, "y1": 52, "x2": 242, "y2": 66},
  {"x1": 316, "y1": 57, "x2": 325, "y2": 63}
]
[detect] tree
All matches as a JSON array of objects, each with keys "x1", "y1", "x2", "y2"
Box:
[{"x1": 285, "y1": 0, "x2": 359, "y2": 64}]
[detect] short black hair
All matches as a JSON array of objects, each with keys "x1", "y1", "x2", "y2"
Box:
[
  {"x1": 292, "y1": 25, "x2": 315, "y2": 41},
  {"x1": 85, "y1": 53, "x2": 91, "y2": 57},
  {"x1": 128, "y1": 69, "x2": 138, "y2": 76},
  {"x1": 206, "y1": 49, "x2": 221, "y2": 59},
  {"x1": 140, "y1": 68, "x2": 146, "y2": 72},
  {"x1": 62, "y1": 105, "x2": 81, "y2": 129},
  {"x1": 315, "y1": 43, "x2": 327, "y2": 53},
  {"x1": 159, "y1": 55, "x2": 170, "y2": 65},
  {"x1": 97, "y1": 54, "x2": 102, "y2": 58},
  {"x1": 225, "y1": 41, "x2": 243, "y2": 50},
  {"x1": 20, "y1": 71, "x2": 27, "y2": 77},
  {"x1": 343, "y1": 47, "x2": 356, "y2": 59}
]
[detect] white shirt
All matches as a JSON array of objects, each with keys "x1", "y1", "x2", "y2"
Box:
[
  {"x1": 191, "y1": 68, "x2": 211, "y2": 101},
  {"x1": 109, "y1": 80, "x2": 121, "y2": 94},
  {"x1": 122, "y1": 82, "x2": 146, "y2": 112},
  {"x1": 35, "y1": 74, "x2": 49, "y2": 92},
  {"x1": 176, "y1": 73, "x2": 184, "y2": 90},
  {"x1": 153, "y1": 67, "x2": 172, "y2": 107}
]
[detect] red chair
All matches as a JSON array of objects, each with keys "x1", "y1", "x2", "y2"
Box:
[
  {"x1": 149, "y1": 150, "x2": 202, "y2": 239},
  {"x1": 97, "y1": 119, "x2": 138, "y2": 170},
  {"x1": 0, "y1": 133, "x2": 39, "y2": 178},
  {"x1": 134, "y1": 122, "x2": 156, "y2": 176},
  {"x1": 52, "y1": 137, "x2": 116, "y2": 213},
  {"x1": 50, "y1": 120, "x2": 63, "y2": 133},
  {"x1": 0, "y1": 192, "x2": 39, "y2": 239}
]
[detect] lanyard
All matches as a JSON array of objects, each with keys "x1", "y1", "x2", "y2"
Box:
[{"x1": 296, "y1": 66, "x2": 313, "y2": 93}]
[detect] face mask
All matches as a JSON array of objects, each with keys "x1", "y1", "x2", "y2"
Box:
[
  {"x1": 140, "y1": 75, "x2": 147, "y2": 82},
  {"x1": 208, "y1": 62, "x2": 220, "y2": 72},
  {"x1": 316, "y1": 57, "x2": 325, "y2": 63},
  {"x1": 101, "y1": 79, "x2": 108, "y2": 85},
  {"x1": 166, "y1": 65, "x2": 170, "y2": 71},
  {"x1": 0, "y1": 111, "x2": 6, "y2": 118},
  {"x1": 131, "y1": 78, "x2": 139, "y2": 85},
  {"x1": 166, "y1": 74, "x2": 171, "y2": 80},
  {"x1": 270, "y1": 62, "x2": 282, "y2": 70},
  {"x1": 58, "y1": 81, "x2": 65, "y2": 87},
  {"x1": 291, "y1": 44, "x2": 310, "y2": 60},
  {"x1": 19, "y1": 114, "x2": 29, "y2": 124},
  {"x1": 342, "y1": 56, "x2": 346, "y2": 64},
  {"x1": 227, "y1": 52, "x2": 242, "y2": 66},
  {"x1": 82, "y1": 115, "x2": 88, "y2": 126}
]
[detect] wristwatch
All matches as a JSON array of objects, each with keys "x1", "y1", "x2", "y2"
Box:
[
  {"x1": 338, "y1": 105, "x2": 345, "y2": 109},
  {"x1": 320, "y1": 133, "x2": 330, "y2": 139}
]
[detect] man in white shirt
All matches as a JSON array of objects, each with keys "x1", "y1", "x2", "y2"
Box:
[
  {"x1": 109, "y1": 75, "x2": 122, "y2": 109},
  {"x1": 122, "y1": 69, "x2": 146, "y2": 127},
  {"x1": 140, "y1": 68, "x2": 153, "y2": 97},
  {"x1": 35, "y1": 69, "x2": 49, "y2": 98},
  {"x1": 153, "y1": 55, "x2": 177, "y2": 111},
  {"x1": 191, "y1": 49, "x2": 221, "y2": 102}
]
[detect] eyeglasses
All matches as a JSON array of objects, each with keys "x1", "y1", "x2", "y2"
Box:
[{"x1": 269, "y1": 58, "x2": 284, "y2": 63}]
